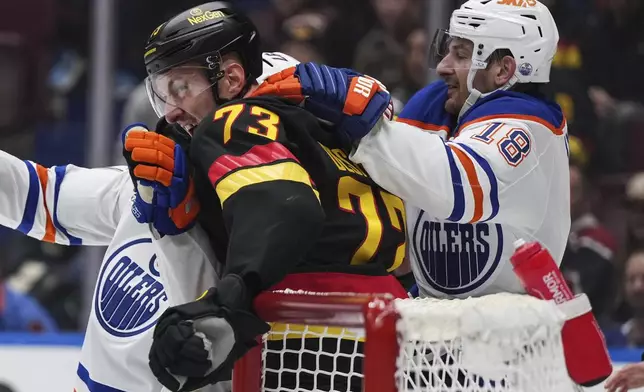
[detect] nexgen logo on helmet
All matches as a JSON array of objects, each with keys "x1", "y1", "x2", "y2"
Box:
[
  {"x1": 497, "y1": 0, "x2": 538, "y2": 7},
  {"x1": 187, "y1": 10, "x2": 226, "y2": 26}
]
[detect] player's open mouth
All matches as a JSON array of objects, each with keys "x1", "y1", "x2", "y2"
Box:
[{"x1": 183, "y1": 124, "x2": 197, "y2": 135}]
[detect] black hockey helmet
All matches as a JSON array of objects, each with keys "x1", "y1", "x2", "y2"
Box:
[{"x1": 144, "y1": 2, "x2": 262, "y2": 118}]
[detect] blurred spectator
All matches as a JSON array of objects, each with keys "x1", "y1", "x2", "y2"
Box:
[
  {"x1": 352, "y1": 0, "x2": 422, "y2": 89},
  {"x1": 623, "y1": 173, "x2": 644, "y2": 253},
  {"x1": 589, "y1": 92, "x2": 644, "y2": 175},
  {"x1": 561, "y1": 162, "x2": 617, "y2": 320},
  {"x1": 391, "y1": 27, "x2": 429, "y2": 106},
  {"x1": 582, "y1": 0, "x2": 644, "y2": 103},
  {"x1": 0, "y1": 279, "x2": 57, "y2": 332},
  {"x1": 2, "y1": 236, "x2": 82, "y2": 330},
  {"x1": 252, "y1": 0, "x2": 372, "y2": 67},
  {"x1": 617, "y1": 250, "x2": 644, "y2": 346}
]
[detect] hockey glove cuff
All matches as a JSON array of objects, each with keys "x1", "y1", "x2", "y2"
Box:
[{"x1": 149, "y1": 274, "x2": 269, "y2": 391}]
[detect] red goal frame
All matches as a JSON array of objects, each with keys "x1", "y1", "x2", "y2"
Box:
[{"x1": 232, "y1": 291, "x2": 399, "y2": 392}]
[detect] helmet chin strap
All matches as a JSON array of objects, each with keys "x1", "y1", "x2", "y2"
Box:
[{"x1": 457, "y1": 66, "x2": 519, "y2": 121}]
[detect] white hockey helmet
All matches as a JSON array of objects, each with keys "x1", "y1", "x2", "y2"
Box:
[
  {"x1": 432, "y1": 0, "x2": 559, "y2": 115},
  {"x1": 256, "y1": 52, "x2": 300, "y2": 84}
]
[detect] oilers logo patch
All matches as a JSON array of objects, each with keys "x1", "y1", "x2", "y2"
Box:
[
  {"x1": 411, "y1": 210, "x2": 504, "y2": 295},
  {"x1": 94, "y1": 238, "x2": 168, "y2": 337}
]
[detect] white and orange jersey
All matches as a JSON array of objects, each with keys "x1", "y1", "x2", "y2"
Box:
[
  {"x1": 0, "y1": 150, "x2": 220, "y2": 391},
  {"x1": 351, "y1": 83, "x2": 570, "y2": 299},
  {"x1": 0, "y1": 150, "x2": 132, "y2": 245}
]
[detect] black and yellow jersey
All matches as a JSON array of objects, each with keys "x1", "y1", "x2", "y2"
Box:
[{"x1": 190, "y1": 96, "x2": 407, "y2": 296}]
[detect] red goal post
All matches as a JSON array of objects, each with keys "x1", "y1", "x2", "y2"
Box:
[{"x1": 232, "y1": 290, "x2": 573, "y2": 392}]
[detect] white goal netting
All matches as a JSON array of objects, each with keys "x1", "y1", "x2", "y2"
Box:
[
  {"x1": 395, "y1": 293, "x2": 573, "y2": 392},
  {"x1": 250, "y1": 293, "x2": 574, "y2": 392}
]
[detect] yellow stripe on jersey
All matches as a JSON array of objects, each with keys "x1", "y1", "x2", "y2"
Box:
[
  {"x1": 215, "y1": 161, "x2": 319, "y2": 205},
  {"x1": 265, "y1": 322, "x2": 365, "y2": 342}
]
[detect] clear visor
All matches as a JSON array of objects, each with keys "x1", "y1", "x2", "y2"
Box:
[
  {"x1": 145, "y1": 65, "x2": 218, "y2": 119},
  {"x1": 428, "y1": 29, "x2": 487, "y2": 72}
]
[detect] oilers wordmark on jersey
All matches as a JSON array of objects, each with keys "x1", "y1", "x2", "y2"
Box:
[
  {"x1": 411, "y1": 210, "x2": 504, "y2": 295},
  {"x1": 95, "y1": 238, "x2": 168, "y2": 337}
]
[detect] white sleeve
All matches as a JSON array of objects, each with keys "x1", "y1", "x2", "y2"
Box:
[
  {"x1": 351, "y1": 117, "x2": 557, "y2": 226},
  {"x1": 0, "y1": 149, "x2": 133, "y2": 245}
]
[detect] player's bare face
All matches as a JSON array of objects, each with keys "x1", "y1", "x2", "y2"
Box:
[
  {"x1": 436, "y1": 38, "x2": 492, "y2": 115},
  {"x1": 436, "y1": 39, "x2": 473, "y2": 114},
  {"x1": 151, "y1": 66, "x2": 217, "y2": 135}
]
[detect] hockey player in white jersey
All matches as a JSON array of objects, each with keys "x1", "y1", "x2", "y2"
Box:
[
  {"x1": 254, "y1": 0, "x2": 569, "y2": 299},
  {"x1": 0, "y1": 49, "x2": 299, "y2": 392}
]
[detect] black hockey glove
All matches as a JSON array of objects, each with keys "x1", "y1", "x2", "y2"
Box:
[{"x1": 148, "y1": 274, "x2": 269, "y2": 391}]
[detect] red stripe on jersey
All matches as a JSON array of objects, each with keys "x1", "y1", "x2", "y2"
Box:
[
  {"x1": 208, "y1": 142, "x2": 299, "y2": 186},
  {"x1": 269, "y1": 272, "x2": 408, "y2": 299}
]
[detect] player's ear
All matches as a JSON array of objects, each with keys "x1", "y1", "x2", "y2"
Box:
[
  {"x1": 495, "y1": 55, "x2": 516, "y2": 88},
  {"x1": 218, "y1": 60, "x2": 246, "y2": 99}
]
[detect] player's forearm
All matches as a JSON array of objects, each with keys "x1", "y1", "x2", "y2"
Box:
[
  {"x1": 0, "y1": 150, "x2": 37, "y2": 230},
  {"x1": 350, "y1": 119, "x2": 456, "y2": 219},
  {"x1": 222, "y1": 181, "x2": 325, "y2": 304},
  {"x1": 0, "y1": 150, "x2": 128, "y2": 245}
]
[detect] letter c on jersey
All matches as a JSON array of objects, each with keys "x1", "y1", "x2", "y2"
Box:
[
  {"x1": 94, "y1": 238, "x2": 168, "y2": 337},
  {"x1": 411, "y1": 211, "x2": 504, "y2": 295}
]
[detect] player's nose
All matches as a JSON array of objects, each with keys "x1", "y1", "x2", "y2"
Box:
[
  {"x1": 165, "y1": 106, "x2": 185, "y2": 124},
  {"x1": 436, "y1": 57, "x2": 454, "y2": 78}
]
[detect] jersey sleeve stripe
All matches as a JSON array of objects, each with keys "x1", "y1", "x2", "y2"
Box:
[
  {"x1": 444, "y1": 144, "x2": 465, "y2": 222},
  {"x1": 397, "y1": 117, "x2": 451, "y2": 133},
  {"x1": 455, "y1": 114, "x2": 566, "y2": 137},
  {"x1": 208, "y1": 142, "x2": 298, "y2": 186},
  {"x1": 34, "y1": 164, "x2": 57, "y2": 243},
  {"x1": 17, "y1": 161, "x2": 40, "y2": 235},
  {"x1": 215, "y1": 161, "x2": 317, "y2": 205},
  {"x1": 448, "y1": 144, "x2": 484, "y2": 223},
  {"x1": 456, "y1": 143, "x2": 500, "y2": 221},
  {"x1": 53, "y1": 166, "x2": 83, "y2": 245}
]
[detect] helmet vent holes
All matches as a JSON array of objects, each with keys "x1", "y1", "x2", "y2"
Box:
[
  {"x1": 538, "y1": 26, "x2": 543, "y2": 37},
  {"x1": 521, "y1": 14, "x2": 537, "y2": 20},
  {"x1": 534, "y1": 48, "x2": 541, "y2": 53},
  {"x1": 480, "y1": 0, "x2": 492, "y2": 4},
  {"x1": 522, "y1": 26, "x2": 526, "y2": 35}
]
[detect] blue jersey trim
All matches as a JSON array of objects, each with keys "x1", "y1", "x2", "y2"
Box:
[
  {"x1": 53, "y1": 165, "x2": 83, "y2": 245},
  {"x1": 17, "y1": 161, "x2": 40, "y2": 235}
]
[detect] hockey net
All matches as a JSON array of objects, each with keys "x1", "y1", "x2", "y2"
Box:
[{"x1": 232, "y1": 290, "x2": 574, "y2": 392}]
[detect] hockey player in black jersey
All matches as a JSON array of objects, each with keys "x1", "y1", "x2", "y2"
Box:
[{"x1": 122, "y1": 2, "x2": 407, "y2": 391}]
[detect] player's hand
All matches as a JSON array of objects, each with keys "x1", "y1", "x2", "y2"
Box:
[
  {"x1": 148, "y1": 275, "x2": 270, "y2": 391},
  {"x1": 605, "y1": 362, "x2": 644, "y2": 392},
  {"x1": 252, "y1": 63, "x2": 394, "y2": 142},
  {"x1": 122, "y1": 124, "x2": 200, "y2": 235}
]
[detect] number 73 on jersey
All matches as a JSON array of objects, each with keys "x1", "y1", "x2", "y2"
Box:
[{"x1": 213, "y1": 103, "x2": 408, "y2": 273}]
